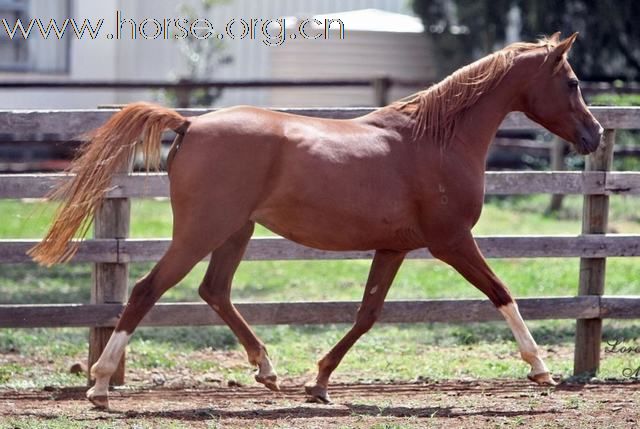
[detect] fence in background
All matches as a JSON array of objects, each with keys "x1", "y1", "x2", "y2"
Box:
[
  {"x1": 0, "y1": 106, "x2": 639, "y2": 384},
  {"x1": 1, "y1": 78, "x2": 639, "y2": 106},
  {"x1": 3, "y1": 79, "x2": 639, "y2": 172}
]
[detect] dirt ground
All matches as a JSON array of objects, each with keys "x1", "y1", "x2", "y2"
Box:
[{"x1": 1, "y1": 379, "x2": 639, "y2": 428}]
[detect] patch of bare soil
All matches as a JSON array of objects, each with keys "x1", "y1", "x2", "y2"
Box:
[{"x1": 1, "y1": 379, "x2": 639, "y2": 428}]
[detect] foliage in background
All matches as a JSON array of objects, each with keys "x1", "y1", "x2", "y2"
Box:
[
  {"x1": 412, "y1": 0, "x2": 640, "y2": 80},
  {"x1": 163, "y1": 0, "x2": 232, "y2": 107},
  {"x1": 590, "y1": 93, "x2": 640, "y2": 107}
]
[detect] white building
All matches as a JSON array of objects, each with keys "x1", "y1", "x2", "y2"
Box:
[
  {"x1": 0, "y1": 0, "x2": 434, "y2": 108},
  {"x1": 270, "y1": 9, "x2": 435, "y2": 107}
]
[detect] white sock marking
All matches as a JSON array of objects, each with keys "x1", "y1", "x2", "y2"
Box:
[
  {"x1": 88, "y1": 331, "x2": 130, "y2": 398},
  {"x1": 257, "y1": 349, "x2": 277, "y2": 379},
  {"x1": 499, "y1": 303, "x2": 549, "y2": 376}
]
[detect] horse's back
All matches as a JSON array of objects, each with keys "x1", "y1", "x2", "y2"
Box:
[{"x1": 168, "y1": 105, "x2": 432, "y2": 251}]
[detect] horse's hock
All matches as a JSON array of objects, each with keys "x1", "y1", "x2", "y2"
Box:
[{"x1": 1, "y1": 107, "x2": 640, "y2": 384}]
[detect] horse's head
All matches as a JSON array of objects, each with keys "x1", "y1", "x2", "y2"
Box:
[{"x1": 520, "y1": 33, "x2": 603, "y2": 154}]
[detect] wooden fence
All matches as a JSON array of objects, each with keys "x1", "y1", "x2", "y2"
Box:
[
  {"x1": 1, "y1": 107, "x2": 640, "y2": 384},
  {"x1": 2, "y1": 78, "x2": 638, "y2": 107}
]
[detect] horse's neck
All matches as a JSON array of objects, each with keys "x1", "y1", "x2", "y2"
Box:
[{"x1": 453, "y1": 66, "x2": 526, "y2": 166}]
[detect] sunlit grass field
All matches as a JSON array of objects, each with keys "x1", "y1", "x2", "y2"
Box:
[{"x1": 1, "y1": 194, "x2": 639, "y2": 389}]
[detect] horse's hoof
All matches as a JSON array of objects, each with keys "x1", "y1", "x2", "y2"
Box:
[
  {"x1": 255, "y1": 374, "x2": 280, "y2": 392},
  {"x1": 304, "y1": 382, "x2": 332, "y2": 404},
  {"x1": 528, "y1": 372, "x2": 557, "y2": 386},
  {"x1": 86, "y1": 385, "x2": 109, "y2": 410},
  {"x1": 87, "y1": 394, "x2": 109, "y2": 410}
]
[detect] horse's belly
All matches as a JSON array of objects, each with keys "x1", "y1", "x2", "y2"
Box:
[{"x1": 251, "y1": 206, "x2": 425, "y2": 251}]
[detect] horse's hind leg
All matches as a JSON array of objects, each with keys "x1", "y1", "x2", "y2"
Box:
[
  {"x1": 305, "y1": 250, "x2": 406, "y2": 404},
  {"x1": 198, "y1": 221, "x2": 279, "y2": 391},
  {"x1": 86, "y1": 242, "x2": 208, "y2": 408},
  {"x1": 429, "y1": 232, "x2": 556, "y2": 386},
  {"x1": 86, "y1": 217, "x2": 246, "y2": 409}
]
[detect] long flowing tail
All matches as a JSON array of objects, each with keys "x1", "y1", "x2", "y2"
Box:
[{"x1": 28, "y1": 102, "x2": 189, "y2": 266}]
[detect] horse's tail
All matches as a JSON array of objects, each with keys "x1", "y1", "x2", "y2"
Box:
[{"x1": 28, "y1": 102, "x2": 189, "y2": 266}]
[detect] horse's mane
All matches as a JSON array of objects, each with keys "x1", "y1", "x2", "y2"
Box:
[{"x1": 393, "y1": 37, "x2": 559, "y2": 146}]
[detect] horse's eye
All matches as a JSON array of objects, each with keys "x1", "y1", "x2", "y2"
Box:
[{"x1": 568, "y1": 79, "x2": 579, "y2": 89}]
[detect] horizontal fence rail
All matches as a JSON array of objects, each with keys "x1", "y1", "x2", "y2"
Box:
[
  {"x1": 0, "y1": 78, "x2": 637, "y2": 94},
  {"x1": 1, "y1": 107, "x2": 640, "y2": 142},
  {"x1": 1, "y1": 235, "x2": 640, "y2": 264},
  {"x1": 2, "y1": 171, "x2": 640, "y2": 199},
  {"x1": 0, "y1": 79, "x2": 382, "y2": 90},
  {"x1": 1, "y1": 296, "x2": 639, "y2": 329}
]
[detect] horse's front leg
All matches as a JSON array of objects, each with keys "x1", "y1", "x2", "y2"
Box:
[
  {"x1": 198, "y1": 221, "x2": 279, "y2": 391},
  {"x1": 305, "y1": 249, "x2": 406, "y2": 403},
  {"x1": 430, "y1": 232, "x2": 556, "y2": 385}
]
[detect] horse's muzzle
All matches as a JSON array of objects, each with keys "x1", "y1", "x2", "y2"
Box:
[{"x1": 575, "y1": 122, "x2": 604, "y2": 155}]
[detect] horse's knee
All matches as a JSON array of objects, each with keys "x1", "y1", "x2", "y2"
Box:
[
  {"x1": 197, "y1": 283, "x2": 211, "y2": 302},
  {"x1": 115, "y1": 276, "x2": 161, "y2": 333},
  {"x1": 128, "y1": 277, "x2": 160, "y2": 308},
  {"x1": 198, "y1": 283, "x2": 217, "y2": 306},
  {"x1": 198, "y1": 283, "x2": 229, "y2": 311}
]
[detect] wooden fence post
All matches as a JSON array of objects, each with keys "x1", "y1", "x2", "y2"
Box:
[
  {"x1": 372, "y1": 76, "x2": 391, "y2": 107},
  {"x1": 87, "y1": 107, "x2": 132, "y2": 386},
  {"x1": 547, "y1": 138, "x2": 567, "y2": 213},
  {"x1": 176, "y1": 78, "x2": 192, "y2": 108},
  {"x1": 573, "y1": 129, "x2": 615, "y2": 377}
]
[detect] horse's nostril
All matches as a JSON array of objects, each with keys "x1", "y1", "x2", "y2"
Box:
[{"x1": 578, "y1": 135, "x2": 597, "y2": 154}]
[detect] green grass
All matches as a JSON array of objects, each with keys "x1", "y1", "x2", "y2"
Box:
[
  {"x1": 591, "y1": 92, "x2": 640, "y2": 107},
  {"x1": 4, "y1": 195, "x2": 640, "y2": 305},
  {"x1": 1, "y1": 320, "x2": 639, "y2": 390},
  {"x1": 1, "y1": 195, "x2": 640, "y2": 390}
]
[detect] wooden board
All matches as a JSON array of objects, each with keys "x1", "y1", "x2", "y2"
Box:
[
  {"x1": 2, "y1": 234, "x2": 639, "y2": 264},
  {"x1": 6, "y1": 172, "x2": 640, "y2": 199},
  {"x1": 118, "y1": 234, "x2": 640, "y2": 262},
  {"x1": 0, "y1": 296, "x2": 609, "y2": 328},
  {"x1": 0, "y1": 239, "x2": 117, "y2": 264},
  {"x1": 605, "y1": 172, "x2": 640, "y2": 195},
  {"x1": 600, "y1": 296, "x2": 640, "y2": 319},
  {"x1": 0, "y1": 107, "x2": 639, "y2": 142}
]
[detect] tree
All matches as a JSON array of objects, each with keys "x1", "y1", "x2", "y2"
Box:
[
  {"x1": 163, "y1": 0, "x2": 233, "y2": 107},
  {"x1": 412, "y1": 0, "x2": 640, "y2": 80}
]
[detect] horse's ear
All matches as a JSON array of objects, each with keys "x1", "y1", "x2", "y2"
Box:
[
  {"x1": 551, "y1": 32, "x2": 578, "y2": 60},
  {"x1": 549, "y1": 32, "x2": 561, "y2": 44}
]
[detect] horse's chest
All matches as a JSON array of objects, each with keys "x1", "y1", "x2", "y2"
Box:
[{"x1": 416, "y1": 182, "x2": 485, "y2": 239}]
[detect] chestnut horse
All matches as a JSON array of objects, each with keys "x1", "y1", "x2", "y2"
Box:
[{"x1": 30, "y1": 33, "x2": 602, "y2": 408}]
